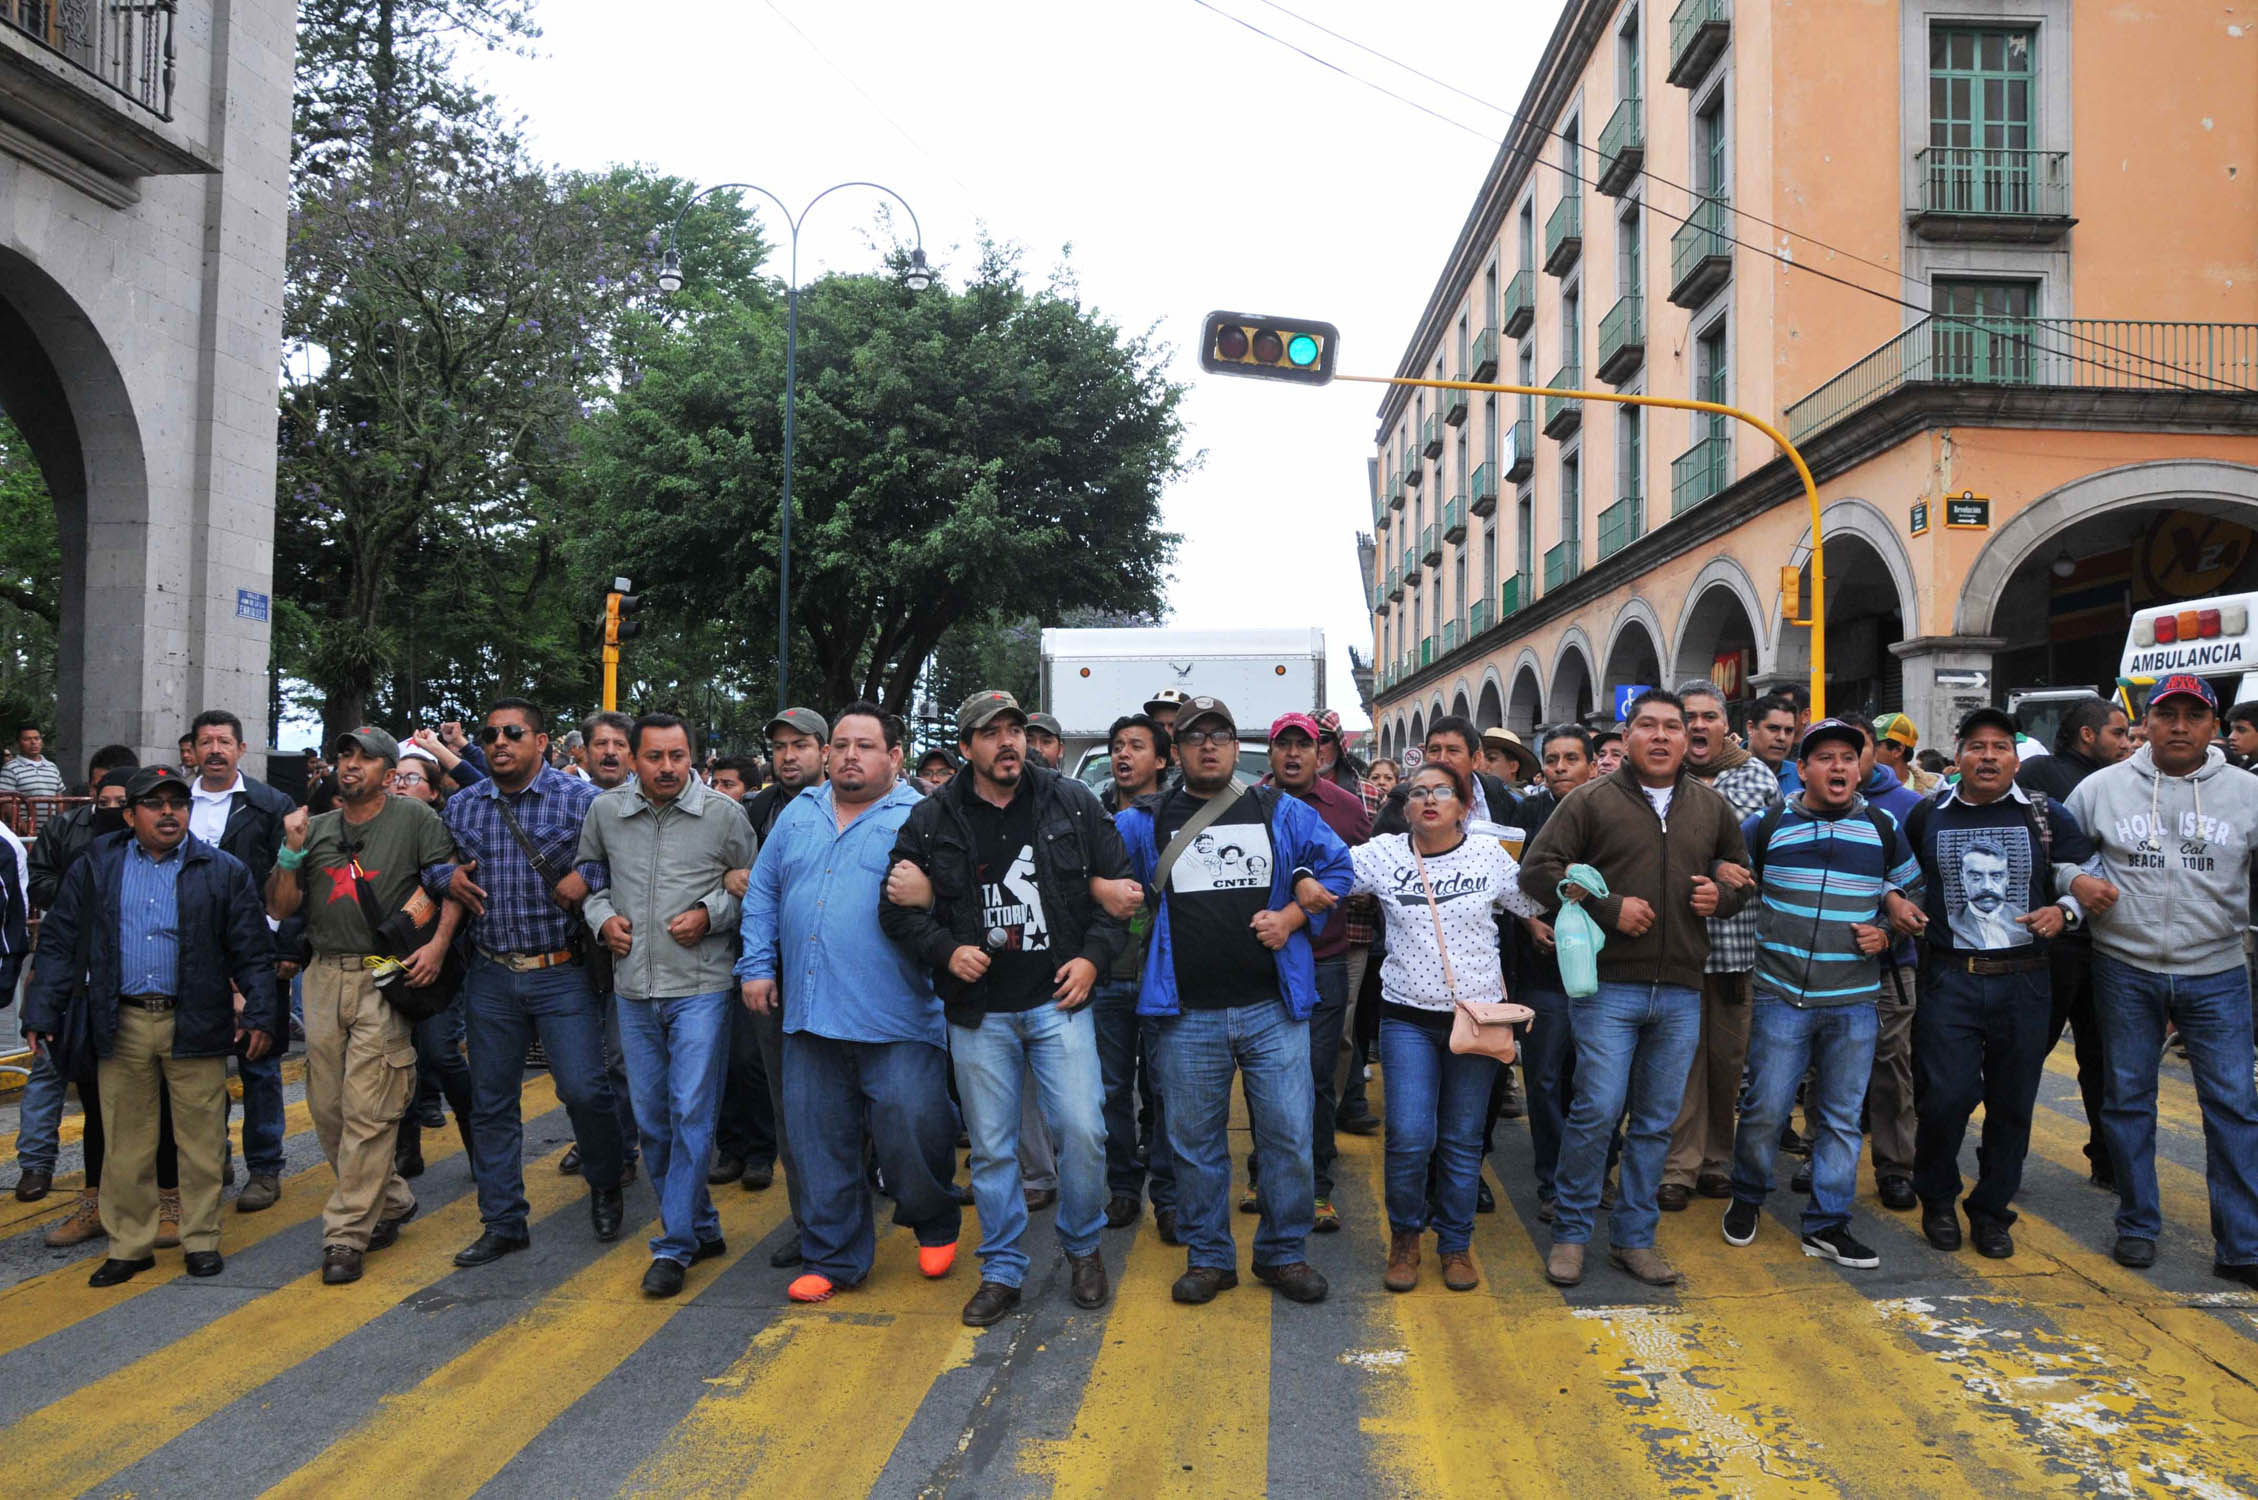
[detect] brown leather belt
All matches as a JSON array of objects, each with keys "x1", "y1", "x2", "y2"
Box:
[
  {"x1": 120, "y1": 993, "x2": 175, "y2": 1011},
  {"x1": 1937, "y1": 952, "x2": 2049, "y2": 976},
  {"x1": 477, "y1": 946, "x2": 578, "y2": 973},
  {"x1": 315, "y1": 952, "x2": 376, "y2": 970}
]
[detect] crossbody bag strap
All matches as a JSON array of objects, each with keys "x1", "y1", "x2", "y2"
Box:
[
  {"x1": 493, "y1": 795, "x2": 569, "y2": 898},
  {"x1": 1147, "y1": 777, "x2": 1248, "y2": 908},
  {"x1": 1410, "y1": 842, "x2": 1461, "y2": 1006}
]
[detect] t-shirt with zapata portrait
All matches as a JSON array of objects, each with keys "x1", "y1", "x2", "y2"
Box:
[{"x1": 1910, "y1": 787, "x2": 2095, "y2": 956}]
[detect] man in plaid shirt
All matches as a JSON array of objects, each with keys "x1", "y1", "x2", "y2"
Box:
[
  {"x1": 423, "y1": 697, "x2": 631, "y2": 1268},
  {"x1": 1662, "y1": 682, "x2": 1782, "y2": 1210},
  {"x1": 1315, "y1": 711, "x2": 1382, "y2": 1135}
]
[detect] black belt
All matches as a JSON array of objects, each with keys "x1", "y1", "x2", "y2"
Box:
[
  {"x1": 120, "y1": 993, "x2": 176, "y2": 1011},
  {"x1": 1936, "y1": 952, "x2": 2049, "y2": 976}
]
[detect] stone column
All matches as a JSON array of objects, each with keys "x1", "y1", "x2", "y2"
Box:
[{"x1": 1891, "y1": 635, "x2": 2008, "y2": 745}]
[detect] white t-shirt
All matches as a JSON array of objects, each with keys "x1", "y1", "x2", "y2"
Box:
[
  {"x1": 1348, "y1": 831, "x2": 1545, "y2": 1012},
  {"x1": 1642, "y1": 782, "x2": 1675, "y2": 826},
  {"x1": 189, "y1": 773, "x2": 245, "y2": 844}
]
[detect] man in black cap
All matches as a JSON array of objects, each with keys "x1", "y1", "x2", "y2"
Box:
[
  {"x1": 24, "y1": 766, "x2": 279, "y2": 1285},
  {"x1": 1024, "y1": 713, "x2": 1067, "y2": 772}
]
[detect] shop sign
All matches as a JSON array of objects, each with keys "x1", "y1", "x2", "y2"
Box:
[
  {"x1": 1944, "y1": 492, "x2": 1990, "y2": 529},
  {"x1": 1909, "y1": 501, "x2": 1929, "y2": 536},
  {"x1": 1711, "y1": 651, "x2": 1743, "y2": 698}
]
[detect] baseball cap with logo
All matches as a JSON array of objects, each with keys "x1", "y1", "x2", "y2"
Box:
[
  {"x1": 1798, "y1": 718, "x2": 1867, "y2": 762},
  {"x1": 765, "y1": 707, "x2": 829, "y2": 741},
  {"x1": 956, "y1": 690, "x2": 1028, "y2": 736},
  {"x1": 1268, "y1": 712, "x2": 1321, "y2": 743},
  {"x1": 1872, "y1": 712, "x2": 1919, "y2": 750},
  {"x1": 1178, "y1": 696, "x2": 1237, "y2": 735},
  {"x1": 1144, "y1": 688, "x2": 1190, "y2": 716},
  {"x1": 122, "y1": 764, "x2": 192, "y2": 804},
  {"x1": 1027, "y1": 711, "x2": 1064, "y2": 737},
  {"x1": 333, "y1": 725, "x2": 400, "y2": 764},
  {"x1": 2149, "y1": 673, "x2": 2220, "y2": 712}
]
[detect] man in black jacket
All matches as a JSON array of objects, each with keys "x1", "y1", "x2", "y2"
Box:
[
  {"x1": 2015, "y1": 694, "x2": 2131, "y2": 1187},
  {"x1": 24, "y1": 766, "x2": 279, "y2": 1286},
  {"x1": 184, "y1": 709, "x2": 297, "y2": 1213},
  {"x1": 880, "y1": 690, "x2": 1131, "y2": 1326}
]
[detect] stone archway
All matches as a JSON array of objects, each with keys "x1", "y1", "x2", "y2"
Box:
[
  {"x1": 1547, "y1": 628, "x2": 1597, "y2": 725},
  {"x1": 1507, "y1": 652, "x2": 1545, "y2": 736},
  {"x1": 1475, "y1": 671, "x2": 1505, "y2": 730},
  {"x1": 1451, "y1": 685, "x2": 1473, "y2": 721},
  {"x1": 1602, "y1": 597, "x2": 1667, "y2": 706},
  {"x1": 1774, "y1": 499, "x2": 1921, "y2": 715},
  {"x1": 1672, "y1": 558, "x2": 1768, "y2": 700}
]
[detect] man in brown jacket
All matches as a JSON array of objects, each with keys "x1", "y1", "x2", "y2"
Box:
[{"x1": 1518, "y1": 688, "x2": 1752, "y2": 1289}]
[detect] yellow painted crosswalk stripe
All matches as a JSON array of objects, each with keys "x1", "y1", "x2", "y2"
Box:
[
  {"x1": 262, "y1": 1183, "x2": 792, "y2": 1499},
  {"x1": 2044, "y1": 1045, "x2": 2208, "y2": 1137},
  {"x1": 0, "y1": 1139, "x2": 585, "y2": 1497},
  {"x1": 623, "y1": 1231, "x2": 983, "y2": 1498},
  {"x1": 0, "y1": 1055, "x2": 308, "y2": 1160},
  {"x1": 2026, "y1": 1091, "x2": 2220, "y2": 1264}
]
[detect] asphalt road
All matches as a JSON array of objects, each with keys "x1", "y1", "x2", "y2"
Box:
[{"x1": 0, "y1": 1043, "x2": 2249, "y2": 1498}]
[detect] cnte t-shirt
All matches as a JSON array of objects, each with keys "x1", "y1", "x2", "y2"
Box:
[{"x1": 1157, "y1": 786, "x2": 1277, "y2": 1009}]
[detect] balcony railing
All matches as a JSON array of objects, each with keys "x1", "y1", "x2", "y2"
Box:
[
  {"x1": 1443, "y1": 619, "x2": 1462, "y2": 653},
  {"x1": 1543, "y1": 539, "x2": 1582, "y2": 593},
  {"x1": 1420, "y1": 636, "x2": 1436, "y2": 667},
  {"x1": 1388, "y1": 473, "x2": 1405, "y2": 511},
  {"x1": 1668, "y1": 0, "x2": 1729, "y2": 87},
  {"x1": 1404, "y1": 450, "x2": 1424, "y2": 489},
  {"x1": 1597, "y1": 494, "x2": 1645, "y2": 559},
  {"x1": 1470, "y1": 461, "x2": 1499, "y2": 516},
  {"x1": 1386, "y1": 564, "x2": 1403, "y2": 601},
  {"x1": 1420, "y1": 524, "x2": 1441, "y2": 566},
  {"x1": 1785, "y1": 316, "x2": 2258, "y2": 442},
  {"x1": 1543, "y1": 366, "x2": 1583, "y2": 437},
  {"x1": 1597, "y1": 294, "x2": 1646, "y2": 384},
  {"x1": 1671, "y1": 431, "x2": 1731, "y2": 514},
  {"x1": 1502, "y1": 269, "x2": 1536, "y2": 338},
  {"x1": 1670, "y1": 197, "x2": 1731, "y2": 307},
  {"x1": 1911, "y1": 147, "x2": 2073, "y2": 240},
  {"x1": 1422, "y1": 415, "x2": 1444, "y2": 459},
  {"x1": 1501, "y1": 571, "x2": 1530, "y2": 619},
  {"x1": 1, "y1": 0, "x2": 178, "y2": 119},
  {"x1": 1471, "y1": 325, "x2": 1500, "y2": 382},
  {"x1": 1443, "y1": 385, "x2": 1469, "y2": 426},
  {"x1": 1443, "y1": 495, "x2": 1467, "y2": 543},
  {"x1": 1544, "y1": 195, "x2": 1583, "y2": 275},
  {"x1": 1502, "y1": 417, "x2": 1534, "y2": 482},
  {"x1": 1469, "y1": 596, "x2": 1493, "y2": 636},
  {"x1": 1597, "y1": 97, "x2": 1644, "y2": 196},
  {"x1": 1401, "y1": 546, "x2": 1421, "y2": 587}
]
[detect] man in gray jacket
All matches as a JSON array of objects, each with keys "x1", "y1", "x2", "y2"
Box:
[
  {"x1": 2066, "y1": 674, "x2": 2258, "y2": 1284},
  {"x1": 579, "y1": 713, "x2": 757, "y2": 1298}
]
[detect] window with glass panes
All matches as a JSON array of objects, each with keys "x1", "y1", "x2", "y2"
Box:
[
  {"x1": 1620, "y1": 406, "x2": 1642, "y2": 501},
  {"x1": 1695, "y1": 93, "x2": 1726, "y2": 200},
  {"x1": 1933, "y1": 278, "x2": 2037, "y2": 381},
  {"x1": 1561, "y1": 455, "x2": 1581, "y2": 545},
  {"x1": 1518, "y1": 202, "x2": 1535, "y2": 268},
  {"x1": 1929, "y1": 28, "x2": 2035, "y2": 214},
  {"x1": 1563, "y1": 284, "x2": 1581, "y2": 373},
  {"x1": 1619, "y1": 204, "x2": 1641, "y2": 295}
]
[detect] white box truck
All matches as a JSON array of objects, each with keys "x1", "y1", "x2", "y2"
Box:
[{"x1": 1040, "y1": 626, "x2": 1328, "y2": 784}]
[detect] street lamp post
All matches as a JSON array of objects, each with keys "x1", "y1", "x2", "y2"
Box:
[{"x1": 659, "y1": 181, "x2": 932, "y2": 711}]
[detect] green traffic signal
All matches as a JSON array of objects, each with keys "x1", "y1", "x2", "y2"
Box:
[{"x1": 1199, "y1": 311, "x2": 1338, "y2": 386}]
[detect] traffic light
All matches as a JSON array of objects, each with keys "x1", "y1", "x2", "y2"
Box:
[
  {"x1": 1779, "y1": 565, "x2": 1810, "y2": 627},
  {"x1": 1199, "y1": 311, "x2": 1338, "y2": 385},
  {"x1": 601, "y1": 577, "x2": 641, "y2": 711}
]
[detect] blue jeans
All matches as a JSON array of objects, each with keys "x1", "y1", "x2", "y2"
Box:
[
  {"x1": 2092, "y1": 954, "x2": 2258, "y2": 1262},
  {"x1": 782, "y1": 1032, "x2": 961, "y2": 1285},
  {"x1": 1519, "y1": 986, "x2": 1574, "y2": 1202},
  {"x1": 1381, "y1": 1016, "x2": 1499, "y2": 1252},
  {"x1": 1553, "y1": 981, "x2": 1701, "y2": 1249},
  {"x1": 1912, "y1": 963, "x2": 2051, "y2": 1224},
  {"x1": 1093, "y1": 980, "x2": 1171, "y2": 1206},
  {"x1": 15, "y1": 1048, "x2": 66, "y2": 1173},
  {"x1": 616, "y1": 990, "x2": 730, "y2": 1265},
  {"x1": 951, "y1": 1004, "x2": 1108, "y2": 1286},
  {"x1": 1154, "y1": 998, "x2": 1313, "y2": 1271},
  {"x1": 399, "y1": 993, "x2": 474, "y2": 1162},
  {"x1": 1728, "y1": 997, "x2": 1878, "y2": 1234},
  {"x1": 463, "y1": 956, "x2": 626, "y2": 1236},
  {"x1": 1244, "y1": 958, "x2": 1349, "y2": 1200},
  {"x1": 237, "y1": 1049, "x2": 287, "y2": 1175}
]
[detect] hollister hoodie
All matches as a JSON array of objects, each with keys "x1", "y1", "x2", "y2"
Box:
[{"x1": 2065, "y1": 744, "x2": 2258, "y2": 977}]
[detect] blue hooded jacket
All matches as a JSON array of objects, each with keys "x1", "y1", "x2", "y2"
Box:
[{"x1": 1115, "y1": 785, "x2": 1355, "y2": 1020}]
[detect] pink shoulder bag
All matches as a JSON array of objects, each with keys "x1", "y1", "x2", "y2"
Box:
[{"x1": 1412, "y1": 844, "x2": 1534, "y2": 1062}]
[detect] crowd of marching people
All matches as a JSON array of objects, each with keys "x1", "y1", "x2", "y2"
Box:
[{"x1": 0, "y1": 665, "x2": 2254, "y2": 1322}]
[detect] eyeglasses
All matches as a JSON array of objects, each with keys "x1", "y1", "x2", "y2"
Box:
[
  {"x1": 478, "y1": 723, "x2": 531, "y2": 744},
  {"x1": 391, "y1": 773, "x2": 429, "y2": 787},
  {"x1": 136, "y1": 795, "x2": 191, "y2": 812},
  {"x1": 1177, "y1": 729, "x2": 1239, "y2": 748},
  {"x1": 1404, "y1": 785, "x2": 1458, "y2": 803}
]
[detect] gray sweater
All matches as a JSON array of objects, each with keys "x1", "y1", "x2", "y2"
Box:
[
  {"x1": 579, "y1": 777, "x2": 757, "y2": 1000},
  {"x1": 2066, "y1": 745, "x2": 2258, "y2": 976}
]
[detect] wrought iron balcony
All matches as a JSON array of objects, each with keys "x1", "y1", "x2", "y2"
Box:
[
  {"x1": 1598, "y1": 98, "x2": 1644, "y2": 197},
  {"x1": 1471, "y1": 325, "x2": 1500, "y2": 382},
  {"x1": 1422, "y1": 415, "x2": 1444, "y2": 459},
  {"x1": 1910, "y1": 147, "x2": 2074, "y2": 242},
  {"x1": 0, "y1": 0, "x2": 212, "y2": 181},
  {"x1": 1597, "y1": 494, "x2": 1645, "y2": 559},
  {"x1": 1671, "y1": 432, "x2": 1731, "y2": 514},
  {"x1": 1784, "y1": 316, "x2": 2258, "y2": 443},
  {"x1": 1597, "y1": 294, "x2": 1645, "y2": 385},
  {"x1": 1420, "y1": 525, "x2": 1441, "y2": 567},
  {"x1": 1502, "y1": 269, "x2": 1536, "y2": 338},
  {"x1": 1387, "y1": 564, "x2": 1403, "y2": 601},
  {"x1": 1470, "y1": 461, "x2": 1499, "y2": 517},
  {"x1": 1443, "y1": 384, "x2": 1469, "y2": 426},
  {"x1": 1404, "y1": 450, "x2": 1424, "y2": 489},
  {"x1": 1, "y1": 0, "x2": 176, "y2": 117},
  {"x1": 1502, "y1": 417, "x2": 1534, "y2": 482},
  {"x1": 1543, "y1": 539, "x2": 1582, "y2": 593},
  {"x1": 1388, "y1": 472, "x2": 1405, "y2": 511},
  {"x1": 1669, "y1": 197, "x2": 1731, "y2": 308},
  {"x1": 1402, "y1": 547, "x2": 1423, "y2": 587},
  {"x1": 1443, "y1": 618, "x2": 1462, "y2": 653},
  {"x1": 1443, "y1": 495, "x2": 1467, "y2": 544},
  {"x1": 1469, "y1": 596, "x2": 1493, "y2": 636},
  {"x1": 1544, "y1": 195, "x2": 1582, "y2": 275},
  {"x1": 1501, "y1": 571, "x2": 1529, "y2": 619},
  {"x1": 1668, "y1": 0, "x2": 1729, "y2": 87},
  {"x1": 1420, "y1": 636, "x2": 1436, "y2": 667},
  {"x1": 1543, "y1": 366, "x2": 1583, "y2": 438}
]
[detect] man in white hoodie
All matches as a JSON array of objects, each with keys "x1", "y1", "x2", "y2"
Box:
[{"x1": 2068, "y1": 674, "x2": 2258, "y2": 1285}]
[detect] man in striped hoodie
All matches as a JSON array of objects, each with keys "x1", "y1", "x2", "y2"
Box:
[{"x1": 1720, "y1": 719, "x2": 1925, "y2": 1269}]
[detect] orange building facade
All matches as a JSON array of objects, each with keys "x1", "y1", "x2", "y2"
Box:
[{"x1": 1365, "y1": 0, "x2": 2258, "y2": 758}]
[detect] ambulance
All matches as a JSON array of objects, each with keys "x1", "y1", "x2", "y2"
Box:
[{"x1": 2119, "y1": 593, "x2": 2258, "y2": 711}]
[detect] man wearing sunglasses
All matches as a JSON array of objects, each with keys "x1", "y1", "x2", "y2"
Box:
[
  {"x1": 23, "y1": 766, "x2": 279, "y2": 1286},
  {"x1": 424, "y1": 699, "x2": 631, "y2": 1266}
]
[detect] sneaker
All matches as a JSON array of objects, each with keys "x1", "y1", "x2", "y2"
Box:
[
  {"x1": 916, "y1": 1241, "x2": 958, "y2": 1278},
  {"x1": 1800, "y1": 1226, "x2": 1880, "y2": 1268},
  {"x1": 45, "y1": 1188, "x2": 105, "y2": 1247},
  {"x1": 1312, "y1": 1198, "x2": 1341, "y2": 1234},
  {"x1": 1722, "y1": 1199, "x2": 1761, "y2": 1247},
  {"x1": 787, "y1": 1273, "x2": 842, "y2": 1303}
]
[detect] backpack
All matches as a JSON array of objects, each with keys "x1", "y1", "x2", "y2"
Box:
[
  {"x1": 1747, "y1": 802, "x2": 1901, "y2": 883},
  {"x1": 1903, "y1": 791, "x2": 2056, "y2": 906}
]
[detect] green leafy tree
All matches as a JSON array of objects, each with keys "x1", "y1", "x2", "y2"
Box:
[
  {"x1": 572, "y1": 240, "x2": 1188, "y2": 714},
  {"x1": 0, "y1": 411, "x2": 58, "y2": 732}
]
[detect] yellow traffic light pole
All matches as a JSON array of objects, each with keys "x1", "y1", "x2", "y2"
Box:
[
  {"x1": 1340, "y1": 372, "x2": 1828, "y2": 718},
  {"x1": 602, "y1": 592, "x2": 622, "y2": 712}
]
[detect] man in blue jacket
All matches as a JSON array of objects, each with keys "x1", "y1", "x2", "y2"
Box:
[
  {"x1": 23, "y1": 765, "x2": 278, "y2": 1286},
  {"x1": 1115, "y1": 696, "x2": 1354, "y2": 1307}
]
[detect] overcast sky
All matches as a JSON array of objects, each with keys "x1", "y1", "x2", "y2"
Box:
[{"x1": 470, "y1": 0, "x2": 1552, "y2": 727}]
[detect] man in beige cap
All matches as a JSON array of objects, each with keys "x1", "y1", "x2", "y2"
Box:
[{"x1": 1481, "y1": 727, "x2": 1541, "y2": 791}]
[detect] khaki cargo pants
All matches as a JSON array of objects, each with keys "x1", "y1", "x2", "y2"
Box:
[
  {"x1": 99, "y1": 1005, "x2": 229, "y2": 1260},
  {"x1": 304, "y1": 957, "x2": 419, "y2": 1250}
]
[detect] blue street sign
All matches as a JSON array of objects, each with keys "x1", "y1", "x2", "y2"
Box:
[
  {"x1": 235, "y1": 589, "x2": 270, "y2": 622},
  {"x1": 1612, "y1": 684, "x2": 1651, "y2": 722}
]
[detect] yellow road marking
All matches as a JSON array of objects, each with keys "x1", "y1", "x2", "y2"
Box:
[
  {"x1": 2043, "y1": 1046, "x2": 2210, "y2": 1138},
  {"x1": 624, "y1": 1229, "x2": 984, "y2": 1498},
  {"x1": 0, "y1": 1139, "x2": 585, "y2": 1497},
  {"x1": 262, "y1": 1183, "x2": 791, "y2": 1499},
  {"x1": 2025, "y1": 1090, "x2": 2221, "y2": 1266},
  {"x1": 0, "y1": 1055, "x2": 311, "y2": 1159}
]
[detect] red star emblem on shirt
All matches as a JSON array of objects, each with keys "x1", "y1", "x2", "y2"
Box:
[{"x1": 324, "y1": 865, "x2": 374, "y2": 904}]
